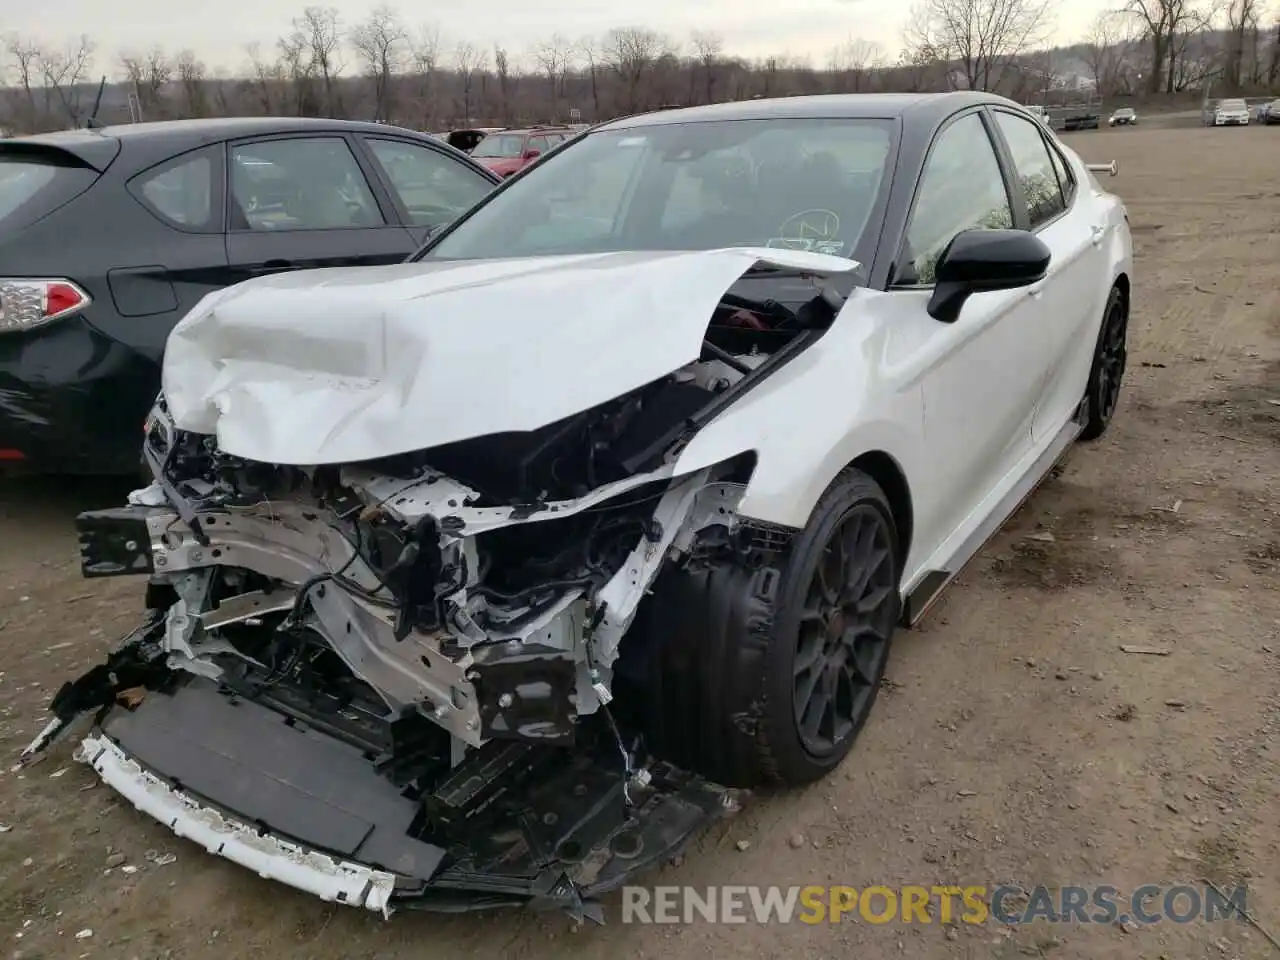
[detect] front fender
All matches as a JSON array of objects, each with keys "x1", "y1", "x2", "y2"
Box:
[{"x1": 673, "y1": 289, "x2": 926, "y2": 533}]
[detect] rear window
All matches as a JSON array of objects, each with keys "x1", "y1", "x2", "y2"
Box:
[{"x1": 0, "y1": 153, "x2": 100, "y2": 229}]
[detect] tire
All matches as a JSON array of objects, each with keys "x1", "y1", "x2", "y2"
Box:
[
  {"x1": 1079, "y1": 284, "x2": 1129, "y2": 442},
  {"x1": 633, "y1": 468, "x2": 901, "y2": 788}
]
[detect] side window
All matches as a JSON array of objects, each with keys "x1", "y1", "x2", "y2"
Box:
[
  {"x1": 527, "y1": 135, "x2": 551, "y2": 156},
  {"x1": 1045, "y1": 137, "x2": 1076, "y2": 203},
  {"x1": 898, "y1": 113, "x2": 1013, "y2": 286},
  {"x1": 229, "y1": 137, "x2": 383, "y2": 231},
  {"x1": 993, "y1": 112, "x2": 1066, "y2": 228},
  {"x1": 365, "y1": 138, "x2": 493, "y2": 228},
  {"x1": 130, "y1": 147, "x2": 216, "y2": 231}
]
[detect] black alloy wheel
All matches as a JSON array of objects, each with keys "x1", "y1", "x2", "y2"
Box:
[
  {"x1": 1080, "y1": 284, "x2": 1129, "y2": 441},
  {"x1": 793, "y1": 504, "x2": 897, "y2": 758}
]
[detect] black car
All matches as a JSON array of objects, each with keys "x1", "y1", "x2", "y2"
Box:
[{"x1": 0, "y1": 118, "x2": 500, "y2": 473}]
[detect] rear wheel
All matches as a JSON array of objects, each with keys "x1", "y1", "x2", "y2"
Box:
[
  {"x1": 636, "y1": 468, "x2": 901, "y2": 788},
  {"x1": 1079, "y1": 284, "x2": 1129, "y2": 441}
]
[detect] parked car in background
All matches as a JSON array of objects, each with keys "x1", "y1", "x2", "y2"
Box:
[
  {"x1": 1260, "y1": 101, "x2": 1280, "y2": 124},
  {"x1": 0, "y1": 117, "x2": 500, "y2": 474},
  {"x1": 1205, "y1": 98, "x2": 1250, "y2": 125},
  {"x1": 470, "y1": 125, "x2": 576, "y2": 176},
  {"x1": 1108, "y1": 107, "x2": 1137, "y2": 126},
  {"x1": 433, "y1": 127, "x2": 504, "y2": 152},
  {"x1": 1061, "y1": 104, "x2": 1101, "y2": 131}
]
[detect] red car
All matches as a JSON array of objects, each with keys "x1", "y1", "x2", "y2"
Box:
[{"x1": 471, "y1": 127, "x2": 575, "y2": 177}]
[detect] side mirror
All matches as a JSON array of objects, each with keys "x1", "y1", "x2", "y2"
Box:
[
  {"x1": 927, "y1": 228, "x2": 1051, "y2": 324},
  {"x1": 522, "y1": 148, "x2": 541, "y2": 160}
]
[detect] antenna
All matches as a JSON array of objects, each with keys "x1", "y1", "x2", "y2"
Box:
[{"x1": 85, "y1": 76, "x2": 107, "y2": 129}]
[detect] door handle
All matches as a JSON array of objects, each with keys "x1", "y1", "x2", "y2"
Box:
[
  {"x1": 1028, "y1": 283, "x2": 1044, "y2": 300},
  {"x1": 1090, "y1": 224, "x2": 1106, "y2": 246}
]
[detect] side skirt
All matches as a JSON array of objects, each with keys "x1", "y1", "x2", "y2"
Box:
[{"x1": 901, "y1": 409, "x2": 1085, "y2": 627}]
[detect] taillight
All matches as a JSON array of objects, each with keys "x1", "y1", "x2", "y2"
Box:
[{"x1": 0, "y1": 279, "x2": 92, "y2": 334}]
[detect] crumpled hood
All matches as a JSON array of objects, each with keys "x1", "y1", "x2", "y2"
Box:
[{"x1": 162, "y1": 247, "x2": 856, "y2": 465}]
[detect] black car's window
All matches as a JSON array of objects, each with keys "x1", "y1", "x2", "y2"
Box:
[
  {"x1": 364, "y1": 138, "x2": 492, "y2": 228},
  {"x1": 229, "y1": 137, "x2": 383, "y2": 231},
  {"x1": 131, "y1": 147, "x2": 216, "y2": 231},
  {"x1": 423, "y1": 118, "x2": 894, "y2": 263},
  {"x1": 0, "y1": 152, "x2": 99, "y2": 228},
  {"x1": 993, "y1": 111, "x2": 1066, "y2": 228},
  {"x1": 898, "y1": 112, "x2": 1012, "y2": 286}
]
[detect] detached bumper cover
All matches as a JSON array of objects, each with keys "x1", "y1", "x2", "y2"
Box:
[
  {"x1": 58, "y1": 676, "x2": 743, "y2": 921},
  {"x1": 76, "y1": 733, "x2": 397, "y2": 913}
]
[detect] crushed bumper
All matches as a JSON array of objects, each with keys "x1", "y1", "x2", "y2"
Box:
[
  {"x1": 75, "y1": 733, "x2": 398, "y2": 913},
  {"x1": 57, "y1": 675, "x2": 743, "y2": 921}
]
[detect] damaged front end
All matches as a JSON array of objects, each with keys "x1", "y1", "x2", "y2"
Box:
[{"x1": 25, "y1": 257, "x2": 853, "y2": 916}]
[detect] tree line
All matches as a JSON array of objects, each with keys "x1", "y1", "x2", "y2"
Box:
[{"x1": 2, "y1": 0, "x2": 1278, "y2": 135}]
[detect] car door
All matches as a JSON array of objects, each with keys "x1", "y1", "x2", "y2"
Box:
[
  {"x1": 888, "y1": 109, "x2": 1051, "y2": 559},
  {"x1": 113, "y1": 144, "x2": 230, "y2": 361},
  {"x1": 989, "y1": 109, "x2": 1107, "y2": 444},
  {"x1": 358, "y1": 135, "x2": 497, "y2": 246},
  {"x1": 224, "y1": 134, "x2": 416, "y2": 283},
  {"x1": 525, "y1": 135, "x2": 552, "y2": 164}
]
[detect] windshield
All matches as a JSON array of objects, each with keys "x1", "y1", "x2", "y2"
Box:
[
  {"x1": 422, "y1": 118, "x2": 895, "y2": 264},
  {"x1": 1221, "y1": 100, "x2": 1247, "y2": 110},
  {"x1": 472, "y1": 134, "x2": 527, "y2": 159}
]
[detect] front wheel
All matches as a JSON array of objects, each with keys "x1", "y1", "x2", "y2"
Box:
[
  {"x1": 636, "y1": 468, "x2": 901, "y2": 788},
  {"x1": 1079, "y1": 284, "x2": 1129, "y2": 441}
]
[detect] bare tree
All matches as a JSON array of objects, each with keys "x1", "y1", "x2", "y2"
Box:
[
  {"x1": 532, "y1": 34, "x2": 573, "y2": 120},
  {"x1": 277, "y1": 27, "x2": 319, "y2": 115},
  {"x1": 38, "y1": 36, "x2": 95, "y2": 126},
  {"x1": 350, "y1": 4, "x2": 407, "y2": 122},
  {"x1": 494, "y1": 45, "x2": 517, "y2": 123},
  {"x1": 452, "y1": 41, "x2": 486, "y2": 123},
  {"x1": 604, "y1": 27, "x2": 668, "y2": 112},
  {"x1": 896, "y1": 31, "x2": 955, "y2": 92},
  {"x1": 1120, "y1": 0, "x2": 1211, "y2": 93},
  {"x1": 298, "y1": 6, "x2": 344, "y2": 115},
  {"x1": 409, "y1": 23, "x2": 442, "y2": 128},
  {"x1": 4, "y1": 35, "x2": 42, "y2": 131},
  {"x1": 120, "y1": 47, "x2": 171, "y2": 120},
  {"x1": 1222, "y1": 0, "x2": 1260, "y2": 87},
  {"x1": 1083, "y1": 11, "x2": 1136, "y2": 95},
  {"x1": 905, "y1": 0, "x2": 1052, "y2": 91},
  {"x1": 1168, "y1": 5, "x2": 1217, "y2": 90},
  {"x1": 244, "y1": 42, "x2": 283, "y2": 113},
  {"x1": 576, "y1": 35, "x2": 603, "y2": 120},
  {"x1": 827, "y1": 37, "x2": 884, "y2": 91},
  {"x1": 175, "y1": 50, "x2": 208, "y2": 117},
  {"x1": 690, "y1": 30, "x2": 724, "y2": 104}
]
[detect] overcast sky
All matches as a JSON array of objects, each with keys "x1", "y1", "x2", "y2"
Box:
[{"x1": 9, "y1": 0, "x2": 1111, "y2": 75}]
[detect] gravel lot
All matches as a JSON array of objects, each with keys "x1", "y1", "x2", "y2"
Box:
[{"x1": 1, "y1": 124, "x2": 1277, "y2": 960}]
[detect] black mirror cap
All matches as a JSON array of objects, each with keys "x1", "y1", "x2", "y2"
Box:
[
  {"x1": 936, "y1": 228, "x2": 1051, "y2": 287},
  {"x1": 927, "y1": 229, "x2": 1052, "y2": 324}
]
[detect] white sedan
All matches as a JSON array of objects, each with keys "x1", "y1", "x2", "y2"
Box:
[{"x1": 34, "y1": 92, "x2": 1132, "y2": 919}]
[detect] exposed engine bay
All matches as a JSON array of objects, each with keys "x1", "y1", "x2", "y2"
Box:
[{"x1": 28, "y1": 275, "x2": 842, "y2": 918}]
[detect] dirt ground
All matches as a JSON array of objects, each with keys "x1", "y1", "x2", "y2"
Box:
[{"x1": 1, "y1": 125, "x2": 1278, "y2": 960}]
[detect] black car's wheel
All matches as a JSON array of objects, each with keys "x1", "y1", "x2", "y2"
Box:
[
  {"x1": 633, "y1": 468, "x2": 901, "y2": 788},
  {"x1": 1079, "y1": 284, "x2": 1129, "y2": 441}
]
